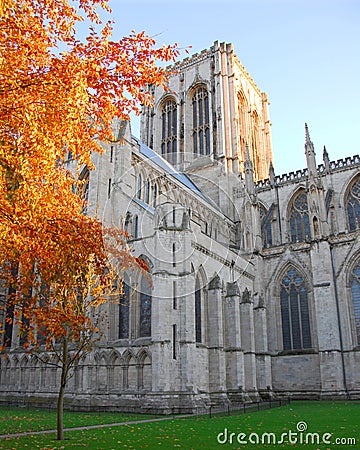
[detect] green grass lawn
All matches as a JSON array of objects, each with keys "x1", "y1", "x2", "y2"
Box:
[
  {"x1": 0, "y1": 401, "x2": 359, "y2": 449},
  {"x1": 0, "y1": 407, "x2": 159, "y2": 435}
]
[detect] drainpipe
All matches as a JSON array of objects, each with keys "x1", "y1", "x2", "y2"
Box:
[{"x1": 329, "y1": 244, "x2": 349, "y2": 398}]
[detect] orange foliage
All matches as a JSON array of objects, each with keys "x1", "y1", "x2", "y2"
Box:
[{"x1": 0, "y1": 0, "x2": 179, "y2": 350}]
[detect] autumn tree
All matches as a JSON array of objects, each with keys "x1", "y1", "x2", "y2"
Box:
[{"x1": 0, "y1": 0, "x2": 179, "y2": 440}]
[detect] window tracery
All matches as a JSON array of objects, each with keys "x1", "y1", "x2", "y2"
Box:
[
  {"x1": 346, "y1": 177, "x2": 360, "y2": 231},
  {"x1": 139, "y1": 272, "x2": 151, "y2": 337},
  {"x1": 289, "y1": 191, "x2": 311, "y2": 242},
  {"x1": 280, "y1": 266, "x2": 311, "y2": 350},
  {"x1": 78, "y1": 166, "x2": 90, "y2": 214},
  {"x1": 118, "y1": 274, "x2": 130, "y2": 339},
  {"x1": 192, "y1": 87, "x2": 210, "y2": 156},
  {"x1": 237, "y1": 91, "x2": 248, "y2": 158},
  {"x1": 161, "y1": 98, "x2": 177, "y2": 165}
]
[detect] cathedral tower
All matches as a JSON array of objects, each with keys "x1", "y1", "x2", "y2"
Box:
[{"x1": 140, "y1": 41, "x2": 273, "y2": 180}]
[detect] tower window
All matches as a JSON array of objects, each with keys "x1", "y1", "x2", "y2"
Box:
[
  {"x1": 161, "y1": 98, "x2": 177, "y2": 165},
  {"x1": 192, "y1": 87, "x2": 210, "y2": 156}
]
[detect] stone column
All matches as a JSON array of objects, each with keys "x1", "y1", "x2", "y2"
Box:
[
  {"x1": 224, "y1": 281, "x2": 245, "y2": 402},
  {"x1": 240, "y1": 288, "x2": 259, "y2": 400},
  {"x1": 312, "y1": 241, "x2": 347, "y2": 397},
  {"x1": 150, "y1": 272, "x2": 172, "y2": 393},
  {"x1": 207, "y1": 275, "x2": 227, "y2": 404},
  {"x1": 254, "y1": 292, "x2": 272, "y2": 398}
]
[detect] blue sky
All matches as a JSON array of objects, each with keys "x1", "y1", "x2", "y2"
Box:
[{"x1": 106, "y1": 0, "x2": 360, "y2": 175}]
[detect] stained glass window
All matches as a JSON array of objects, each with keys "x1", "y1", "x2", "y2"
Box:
[
  {"x1": 139, "y1": 274, "x2": 151, "y2": 337},
  {"x1": 119, "y1": 274, "x2": 130, "y2": 339},
  {"x1": 195, "y1": 276, "x2": 202, "y2": 343},
  {"x1": 280, "y1": 267, "x2": 311, "y2": 350},
  {"x1": 351, "y1": 259, "x2": 360, "y2": 345},
  {"x1": 289, "y1": 192, "x2": 311, "y2": 242},
  {"x1": 346, "y1": 178, "x2": 360, "y2": 231},
  {"x1": 161, "y1": 99, "x2": 177, "y2": 165},
  {"x1": 192, "y1": 87, "x2": 210, "y2": 156}
]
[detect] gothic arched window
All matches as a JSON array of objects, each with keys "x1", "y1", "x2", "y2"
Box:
[
  {"x1": 280, "y1": 267, "x2": 311, "y2": 350},
  {"x1": 139, "y1": 273, "x2": 152, "y2": 337},
  {"x1": 124, "y1": 212, "x2": 132, "y2": 236},
  {"x1": 195, "y1": 276, "x2": 202, "y2": 343},
  {"x1": 251, "y1": 111, "x2": 261, "y2": 178},
  {"x1": 153, "y1": 183, "x2": 158, "y2": 208},
  {"x1": 134, "y1": 215, "x2": 139, "y2": 239},
  {"x1": 351, "y1": 259, "x2": 360, "y2": 345},
  {"x1": 77, "y1": 166, "x2": 90, "y2": 214},
  {"x1": 137, "y1": 173, "x2": 142, "y2": 200},
  {"x1": 119, "y1": 274, "x2": 130, "y2": 339},
  {"x1": 237, "y1": 91, "x2": 248, "y2": 154},
  {"x1": 346, "y1": 177, "x2": 360, "y2": 231},
  {"x1": 289, "y1": 191, "x2": 311, "y2": 243},
  {"x1": 161, "y1": 98, "x2": 177, "y2": 165},
  {"x1": 145, "y1": 180, "x2": 150, "y2": 204},
  {"x1": 192, "y1": 87, "x2": 210, "y2": 156}
]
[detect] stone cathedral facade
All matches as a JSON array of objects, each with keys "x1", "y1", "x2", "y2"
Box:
[{"x1": 1, "y1": 41, "x2": 360, "y2": 412}]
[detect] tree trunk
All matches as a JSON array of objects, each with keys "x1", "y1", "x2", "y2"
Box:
[
  {"x1": 57, "y1": 378, "x2": 65, "y2": 440},
  {"x1": 57, "y1": 338, "x2": 69, "y2": 440}
]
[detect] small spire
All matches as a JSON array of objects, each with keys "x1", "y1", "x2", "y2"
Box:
[
  {"x1": 323, "y1": 145, "x2": 330, "y2": 171},
  {"x1": 245, "y1": 143, "x2": 250, "y2": 161},
  {"x1": 269, "y1": 161, "x2": 275, "y2": 186},
  {"x1": 323, "y1": 145, "x2": 329, "y2": 160},
  {"x1": 244, "y1": 143, "x2": 255, "y2": 196},
  {"x1": 304, "y1": 123, "x2": 317, "y2": 177},
  {"x1": 244, "y1": 143, "x2": 253, "y2": 170},
  {"x1": 305, "y1": 123, "x2": 313, "y2": 147}
]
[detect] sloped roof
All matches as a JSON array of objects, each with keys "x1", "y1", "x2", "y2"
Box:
[{"x1": 133, "y1": 136, "x2": 211, "y2": 204}]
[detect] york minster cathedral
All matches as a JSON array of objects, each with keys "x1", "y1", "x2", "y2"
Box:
[{"x1": 1, "y1": 41, "x2": 359, "y2": 412}]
